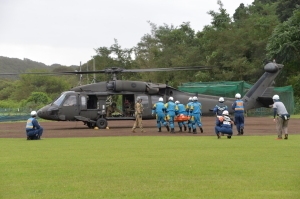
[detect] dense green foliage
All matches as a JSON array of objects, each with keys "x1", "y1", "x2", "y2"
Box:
[
  {"x1": 1, "y1": 136, "x2": 300, "y2": 198},
  {"x1": 0, "y1": 0, "x2": 299, "y2": 110}
]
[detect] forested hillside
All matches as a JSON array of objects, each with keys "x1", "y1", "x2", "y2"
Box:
[
  {"x1": 0, "y1": 56, "x2": 48, "y2": 77},
  {"x1": 0, "y1": 0, "x2": 299, "y2": 112}
]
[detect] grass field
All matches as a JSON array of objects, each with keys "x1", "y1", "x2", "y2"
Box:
[{"x1": 1, "y1": 136, "x2": 300, "y2": 199}]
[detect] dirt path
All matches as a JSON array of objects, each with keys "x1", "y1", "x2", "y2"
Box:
[{"x1": 0, "y1": 117, "x2": 299, "y2": 138}]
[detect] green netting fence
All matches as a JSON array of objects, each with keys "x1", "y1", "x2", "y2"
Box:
[
  {"x1": 178, "y1": 81, "x2": 295, "y2": 116},
  {"x1": 0, "y1": 108, "x2": 40, "y2": 122}
]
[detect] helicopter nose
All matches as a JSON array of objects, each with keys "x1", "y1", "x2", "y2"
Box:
[
  {"x1": 37, "y1": 105, "x2": 59, "y2": 120},
  {"x1": 37, "y1": 107, "x2": 48, "y2": 119}
]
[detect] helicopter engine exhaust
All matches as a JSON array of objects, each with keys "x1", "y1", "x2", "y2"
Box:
[{"x1": 105, "y1": 80, "x2": 159, "y2": 94}]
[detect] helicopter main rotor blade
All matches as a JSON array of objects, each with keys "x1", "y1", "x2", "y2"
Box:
[
  {"x1": 123, "y1": 66, "x2": 216, "y2": 72},
  {"x1": 0, "y1": 66, "x2": 216, "y2": 76}
]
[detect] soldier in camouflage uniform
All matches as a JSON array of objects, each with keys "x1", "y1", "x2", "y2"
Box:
[{"x1": 132, "y1": 97, "x2": 145, "y2": 133}]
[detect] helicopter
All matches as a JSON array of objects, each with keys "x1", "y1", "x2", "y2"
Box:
[{"x1": 1, "y1": 63, "x2": 283, "y2": 129}]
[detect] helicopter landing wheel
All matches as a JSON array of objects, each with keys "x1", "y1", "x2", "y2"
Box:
[{"x1": 96, "y1": 118, "x2": 107, "y2": 129}]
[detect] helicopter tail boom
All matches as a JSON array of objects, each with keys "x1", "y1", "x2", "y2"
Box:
[{"x1": 243, "y1": 63, "x2": 284, "y2": 110}]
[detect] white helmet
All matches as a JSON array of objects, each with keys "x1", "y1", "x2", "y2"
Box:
[
  {"x1": 175, "y1": 101, "x2": 180, "y2": 104},
  {"x1": 158, "y1": 97, "x2": 163, "y2": 102},
  {"x1": 137, "y1": 97, "x2": 142, "y2": 102},
  {"x1": 30, "y1": 111, "x2": 37, "y2": 116},
  {"x1": 222, "y1": 110, "x2": 229, "y2": 115},
  {"x1": 168, "y1": 96, "x2": 174, "y2": 101},
  {"x1": 188, "y1": 97, "x2": 193, "y2": 101},
  {"x1": 192, "y1": 96, "x2": 198, "y2": 101},
  {"x1": 219, "y1": 97, "x2": 224, "y2": 102},
  {"x1": 272, "y1": 94, "x2": 279, "y2": 100},
  {"x1": 235, "y1": 93, "x2": 241, "y2": 99}
]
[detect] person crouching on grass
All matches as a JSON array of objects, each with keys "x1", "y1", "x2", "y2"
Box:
[
  {"x1": 215, "y1": 110, "x2": 234, "y2": 139},
  {"x1": 25, "y1": 111, "x2": 44, "y2": 140}
]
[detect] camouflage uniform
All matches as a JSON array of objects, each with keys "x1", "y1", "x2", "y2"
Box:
[
  {"x1": 124, "y1": 101, "x2": 132, "y2": 116},
  {"x1": 106, "y1": 104, "x2": 122, "y2": 117},
  {"x1": 132, "y1": 101, "x2": 145, "y2": 133}
]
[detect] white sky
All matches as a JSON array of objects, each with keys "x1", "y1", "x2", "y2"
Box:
[{"x1": 0, "y1": 0, "x2": 254, "y2": 66}]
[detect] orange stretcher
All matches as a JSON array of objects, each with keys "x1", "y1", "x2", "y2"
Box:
[{"x1": 174, "y1": 114, "x2": 190, "y2": 122}]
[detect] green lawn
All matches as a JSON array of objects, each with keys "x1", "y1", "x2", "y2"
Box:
[{"x1": 1, "y1": 136, "x2": 299, "y2": 199}]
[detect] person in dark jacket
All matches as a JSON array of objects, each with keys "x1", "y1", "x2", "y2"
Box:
[
  {"x1": 215, "y1": 110, "x2": 234, "y2": 139},
  {"x1": 25, "y1": 111, "x2": 44, "y2": 140}
]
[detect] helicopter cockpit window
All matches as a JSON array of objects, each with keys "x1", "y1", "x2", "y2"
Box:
[
  {"x1": 63, "y1": 95, "x2": 77, "y2": 106},
  {"x1": 53, "y1": 91, "x2": 75, "y2": 106},
  {"x1": 53, "y1": 95, "x2": 65, "y2": 106}
]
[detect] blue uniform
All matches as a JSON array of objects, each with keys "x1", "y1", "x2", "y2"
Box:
[
  {"x1": 185, "y1": 100, "x2": 193, "y2": 130},
  {"x1": 176, "y1": 103, "x2": 187, "y2": 128},
  {"x1": 215, "y1": 115, "x2": 233, "y2": 138},
  {"x1": 26, "y1": 117, "x2": 43, "y2": 139},
  {"x1": 213, "y1": 103, "x2": 228, "y2": 116},
  {"x1": 152, "y1": 101, "x2": 167, "y2": 129},
  {"x1": 164, "y1": 101, "x2": 178, "y2": 130},
  {"x1": 213, "y1": 103, "x2": 228, "y2": 124},
  {"x1": 190, "y1": 101, "x2": 202, "y2": 130},
  {"x1": 232, "y1": 100, "x2": 245, "y2": 134}
]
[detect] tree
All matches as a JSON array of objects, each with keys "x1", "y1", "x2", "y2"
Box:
[
  {"x1": 197, "y1": 1, "x2": 279, "y2": 83},
  {"x1": 9, "y1": 69, "x2": 72, "y2": 101},
  {"x1": 276, "y1": 0, "x2": 300, "y2": 22},
  {"x1": 207, "y1": 0, "x2": 231, "y2": 29},
  {"x1": 266, "y1": 7, "x2": 300, "y2": 92}
]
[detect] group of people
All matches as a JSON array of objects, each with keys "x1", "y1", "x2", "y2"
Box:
[
  {"x1": 213, "y1": 93, "x2": 290, "y2": 139},
  {"x1": 151, "y1": 96, "x2": 204, "y2": 134},
  {"x1": 213, "y1": 93, "x2": 244, "y2": 139},
  {"x1": 25, "y1": 94, "x2": 290, "y2": 140}
]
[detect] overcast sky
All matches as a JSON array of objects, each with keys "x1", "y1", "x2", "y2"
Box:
[{"x1": 0, "y1": 0, "x2": 254, "y2": 66}]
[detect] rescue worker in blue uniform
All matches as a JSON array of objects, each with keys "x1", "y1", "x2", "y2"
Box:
[
  {"x1": 232, "y1": 93, "x2": 245, "y2": 135},
  {"x1": 152, "y1": 97, "x2": 169, "y2": 132},
  {"x1": 175, "y1": 100, "x2": 187, "y2": 132},
  {"x1": 215, "y1": 110, "x2": 234, "y2": 139},
  {"x1": 189, "y1": 96, "x2": 203, "y2": 134},
  {"x1": 164, "y1": 96, "x2": 178, "y2": 133},
  {"x1": 185, "y1": 97, "x2": 193, "y2": 133},
  {"x1": 213, "y1": 97, "x2": 228, "y2": 124},
  {"x1": 25, "y1": 111, "x2": 44, "y2": 140}
]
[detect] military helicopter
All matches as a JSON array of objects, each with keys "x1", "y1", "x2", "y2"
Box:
[{"x1": 1, "y1": 63, "x2": 283, "y2": 129}]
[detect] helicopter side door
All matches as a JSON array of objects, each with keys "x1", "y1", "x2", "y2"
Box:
[
  {"x1": 61, "y1": 94, "x2": 80, "y2": 121},
  {"x1": 78, "y1": 95, "x2": 103, "y2": 121}
]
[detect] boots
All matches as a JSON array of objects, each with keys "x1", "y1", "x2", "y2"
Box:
[
  {"x1": 166, "y1": 125, "x2": 170, "y2": 132},
  {"x1": 217, "y1": 133, "x2": 221, "y2": 139},
  {"x1": 158, "y1": 127, "x2": 161, "y2": 132},
  {"x1": 170, "y1": 128, "x2": 175, "y2": 134},
  {"x1": 241, "y1": 128, "x2": 244, "y2": 135},
  {"x1": 199, "y1": 127, "x2": 203, "y2": 133},
  {"x1": 237, "y1": 131, "x2": 241, "y2": 135},
  {"x1": 184, "y1": 125, "x2": 187, "y2": 131},
  {"x1": 188, "y1": 128, "x2": 191, "y2": 133},
  {"x1": 179, "y1": 127, "x2": 182, "y2": 132},
  {"x1": 284, "y1": 134, "x2": 288, "y2": 139},
  {"x1": 193, "y1": 129, "x2": 197, "y2": 134},
  {"x1": 131, "y1": 128, "x2": 136, "y2": 133},
  {"x1": 141, "y1": 129, "x2": 146, "y2": 133}
]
